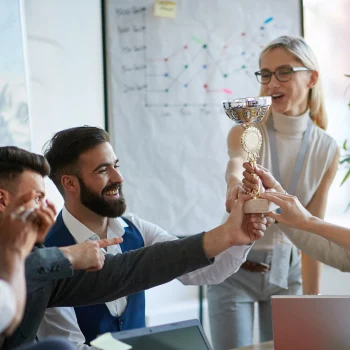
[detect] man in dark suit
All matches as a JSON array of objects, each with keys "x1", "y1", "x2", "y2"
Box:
[{"x1": 0, "y1": 146, "x2": 265, "y2": 349}]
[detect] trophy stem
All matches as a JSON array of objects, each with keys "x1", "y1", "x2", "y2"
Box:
[{"x1": 247, "y1": 156, "x2": 260, "y2": 199}]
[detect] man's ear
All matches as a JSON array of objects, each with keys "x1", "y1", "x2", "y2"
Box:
[
  {"x1": 61, "y1": 175, "x2": 79, "y2": 194},
  {"x1": 309, "y1": 70, "x2": 319, "y2": 89},
  {"x1": 0, "y1": 189, "x2": 10, "y2": 212}
]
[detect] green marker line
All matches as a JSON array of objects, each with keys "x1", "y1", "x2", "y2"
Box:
[{"x1": 192, "y1": 36, "x2": 203, "y2": 45}]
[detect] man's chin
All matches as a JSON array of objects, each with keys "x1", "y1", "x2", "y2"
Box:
[{"x1": 106, "y1": 206, "x2": 127, "y2": 218}]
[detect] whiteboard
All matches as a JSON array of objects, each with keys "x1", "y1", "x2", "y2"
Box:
[{"x1": 104, "y1": 0, "x2": 302, "y2": 234}]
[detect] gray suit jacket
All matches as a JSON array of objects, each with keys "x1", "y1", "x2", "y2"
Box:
[
  {"x1": 25, "y1": 246, "x2": 74, "y2": 293},
  {"x1": 2, "y1": 233, "x2": 211, "y2": 349}
]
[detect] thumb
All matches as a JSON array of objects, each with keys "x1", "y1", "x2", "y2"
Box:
[
  {"x1": 232, "y1": 193, "x2": 253, "y2": 212},
  {"x1": 96, "y1": 237, "x2": 123, "y2": 248},
  {"x1": 237, "y1": 193, "x2": 254, "y2": 204}
]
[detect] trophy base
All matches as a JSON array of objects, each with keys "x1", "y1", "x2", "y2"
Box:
[{"x1": 243, "y1": 198, "x2": 279, "y2": 214}]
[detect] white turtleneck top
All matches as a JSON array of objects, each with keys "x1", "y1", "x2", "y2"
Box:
[{"x1": 253, "y1": 111, "x2": 337, "y2": 250}]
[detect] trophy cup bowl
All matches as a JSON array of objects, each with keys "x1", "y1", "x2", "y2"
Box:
[
  {"x1": 222, "y1": 96, "x2": 279, "y2": 214},
  {"x1": 222, "y1": 96, "x2": 272, "y2": 126}
]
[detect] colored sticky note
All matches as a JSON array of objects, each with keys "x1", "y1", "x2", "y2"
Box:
[
  {"x1": 90, "y1": 332, "x2": 132, "y2": 350},
  {"x1": 154, "y1": 0, "x2": 176, "y2": 18}
]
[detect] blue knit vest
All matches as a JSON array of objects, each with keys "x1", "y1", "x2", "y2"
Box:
[{"x1": 45, "y1": 212, "x2": 146, "y2": 344}]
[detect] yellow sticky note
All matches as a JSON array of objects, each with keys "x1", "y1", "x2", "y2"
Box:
[
  {"x1": 154, "y1": 0, "x2": 176, "y2": 18},
  {"x1": 90, "y1": 332, "x2": 132, "y2": 350}
]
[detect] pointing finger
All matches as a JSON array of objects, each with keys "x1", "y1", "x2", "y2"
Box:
[
  {"x1": 260, "y1": 192, "x2": 285, "y2": 207},
  {"x1": 97, "y1": 237, "x2": 123, "y2": 248}
]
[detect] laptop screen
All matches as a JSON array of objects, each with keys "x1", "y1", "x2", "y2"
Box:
[{"x1": 112, "y1": 319, "x2": 212, "y2": 350}]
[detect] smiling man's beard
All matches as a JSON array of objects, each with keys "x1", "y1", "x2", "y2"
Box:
[{"x1": 77, "y1": 177, "x2": 127, "y2": 218}]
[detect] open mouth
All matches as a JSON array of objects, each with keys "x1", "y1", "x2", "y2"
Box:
[
  {"x1": 271, "y1": 93, "x2": 284, "y2": 101},
  {"x1": 103, "y1": 186, "x2": 120, "y2": 198}
]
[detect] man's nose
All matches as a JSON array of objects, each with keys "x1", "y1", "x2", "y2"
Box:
[{"x1": 111, "y1": 167, "x2": 124, "y2": 183}]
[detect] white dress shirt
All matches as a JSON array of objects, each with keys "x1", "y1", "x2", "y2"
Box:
[
  {"x1": 0, "y1": 280, "x2": 16, "y2": 334},
  {"x1": 38, "y1": 207, "x2": 251, "y2": 349}
]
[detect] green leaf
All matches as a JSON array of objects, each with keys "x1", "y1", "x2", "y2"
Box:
[
  {"x1": 340, "y1": 169, "x2": 350, "y2": 186},
  {"x1": 345, "y1": 74, "x2": 350, "y2": 77},
  {"x1": 345, "y1": 202, "x2": 350, "y2": 213},
  {"x1": 340, "y1": 157, "x2": 350, "y2": 164},
  {"x1": 343, "y1": 139, "x2": 348, "y2": 151}
]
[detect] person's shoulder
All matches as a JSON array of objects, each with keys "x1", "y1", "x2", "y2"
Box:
[
  {"x1": 312, "y1": 124, "x2": 338, "y2": 149},
  {"x1": 45, "y1": 211, "x2": 74, "y2": 247}
]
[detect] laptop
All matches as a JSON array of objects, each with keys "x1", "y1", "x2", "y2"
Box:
[
  {"x1": 272, "y1": 295, "x2": 350, "y2": 350},
  {"x1": 112, "y1": 319, "x2": 212, "y2": 350}
]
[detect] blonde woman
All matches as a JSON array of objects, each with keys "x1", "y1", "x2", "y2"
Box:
[{"x1": 207, "y1": 36, "x2": 340, "y2": 350}]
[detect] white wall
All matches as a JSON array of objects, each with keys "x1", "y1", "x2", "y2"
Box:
[
  {"x1": 304, "y1": 0, "x2": 350, "y2": 222},
  {"x1": 20, "y1": 0, "x2": 105, "y2": 207}
]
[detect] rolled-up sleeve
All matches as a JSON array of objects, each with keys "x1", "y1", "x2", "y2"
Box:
[{"x1": 0, "y1": 280, "x2": 16, "y2": 334}]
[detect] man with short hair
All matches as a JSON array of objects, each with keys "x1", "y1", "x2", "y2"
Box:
[
  {"x1": 0, "y1": 170, "x2": 74, "y2": 350},
  {"x1": 0, "y1": 145, "x2": 265, "y2": 349},
  {"x1": 38, "y1": 126, "x2": 267, "y2": 348},
  {"x1": 0, "y1": 190, "x2": 55, "y2": 337}
]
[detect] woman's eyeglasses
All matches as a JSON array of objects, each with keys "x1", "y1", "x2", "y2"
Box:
[{"x1": 255, "y1": 66, "x2": 311, "y2": 84}]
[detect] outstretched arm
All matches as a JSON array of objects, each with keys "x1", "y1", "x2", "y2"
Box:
[
  {"x1": 260, "y1": 192, "x2": 350, "y2": 272},
  {"x1": 49, "y1": 194, "x2": 263, "y2": 307},
  {"x1": 243, "y1": 157, "x2": 350, "y2": 274},
  {"x1": 261, "y1": 191, "x2": 350, "y2": 250}
]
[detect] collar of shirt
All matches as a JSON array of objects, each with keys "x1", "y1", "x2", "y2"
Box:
[{"x1": 62, "y1": 206, "x2": 128, "y2": 247}]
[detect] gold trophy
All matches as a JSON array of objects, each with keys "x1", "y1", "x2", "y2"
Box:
[{"x1": 222, "y1": 96, "x2": 278, "y2": 213}]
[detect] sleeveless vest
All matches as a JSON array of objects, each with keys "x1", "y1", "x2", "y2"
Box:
[
  {"x1": 45, "y1": 212, "x2": 146, "y2": 344},
  {"x1": 252, "y1": 115, "x2": 337, "y2": 250}
]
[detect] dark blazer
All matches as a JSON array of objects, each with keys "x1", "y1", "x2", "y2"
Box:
[
  {"x1": 2, "y1": 233, "x2": 211, "y2": 349},
  {"x1": 25, "y1": 246, "x2": 74, "y2": 293}
]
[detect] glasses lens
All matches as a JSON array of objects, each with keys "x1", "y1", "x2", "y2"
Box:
[
  {"x1": 256, "y1": 71, "x2": 271, "y2": 84},
  {"x1": 276, "y1": 68, "x2": 293, "y2": 82}
]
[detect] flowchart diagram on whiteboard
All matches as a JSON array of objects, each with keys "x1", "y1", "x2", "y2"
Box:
[{"x1": 104, "y1": 0, "x2": 302, "y2": 233}]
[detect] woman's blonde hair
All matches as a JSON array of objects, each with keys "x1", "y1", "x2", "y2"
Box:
[{"x1": 259, "y1": 36, "x2": 327, "y2": 130}]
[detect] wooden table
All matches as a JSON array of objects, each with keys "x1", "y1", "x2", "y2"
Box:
[{"x1": 232, "y1": 341, "x2": 274, "y2": 350}]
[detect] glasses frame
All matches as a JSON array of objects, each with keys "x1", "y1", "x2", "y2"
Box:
[{"x1": 254, "y1": 66, "x2": 311, "y2": 84}]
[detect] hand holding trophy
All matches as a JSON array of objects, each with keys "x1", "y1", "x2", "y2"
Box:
[{"x1": 222, "y1": 96, "x2": 279, "y2": 214}]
